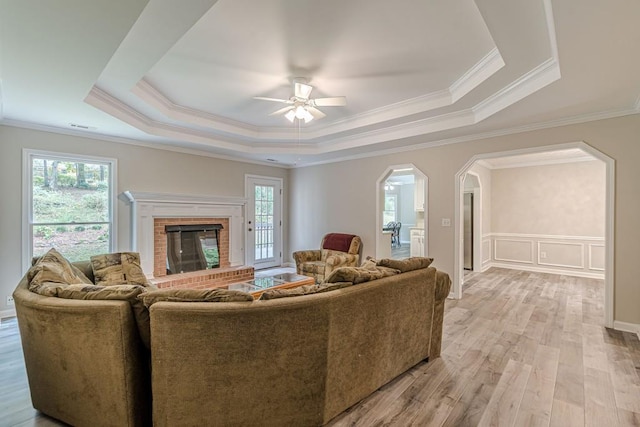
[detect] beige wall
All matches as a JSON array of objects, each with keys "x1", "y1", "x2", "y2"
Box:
[
  {"x1": 491, "y1": 161, "x2": 606, "y2": 236},
  {"x1": 289, "y1": 114, "x2": 640, "y2": 325},
  {"x1": 487, "y1": 161, "x2": 606, "y2": 276},
  {"x1": 0, "y1": 125, "x2": 289, "y2": 313},
  {"x1": 3, "y1": 114, "x2": 639, "y2": 325}
]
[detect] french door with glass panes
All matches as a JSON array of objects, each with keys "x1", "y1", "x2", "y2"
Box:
[{"x1": 245, "y1": 176, "x2": 282, "y2": 269}]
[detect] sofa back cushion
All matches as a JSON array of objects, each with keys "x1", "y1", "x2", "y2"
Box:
[
  {"x1": 325, "y1": 265, "x2": 400, "y2": 284},
  {"x1": 376, "y1": 257, "x2": 434, "y2": 273},
  {"x1": 139, "y1": 288, "x2": 254, "y2": 308},
  {"x1": 259, "y1": 282, "x2": 352, "y2": 300}
]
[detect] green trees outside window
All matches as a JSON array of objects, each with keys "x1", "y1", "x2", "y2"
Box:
[{"x1": 29, "y1": 155, "x2": 113, "y2": 262}]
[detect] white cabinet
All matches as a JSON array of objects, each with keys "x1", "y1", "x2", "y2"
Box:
[
  {"x1": 414, "y1": 177, "x2": 425, "y2": 211},
  {"x1": 410, "y1": 228, "x2": 425, "y2": 257}
]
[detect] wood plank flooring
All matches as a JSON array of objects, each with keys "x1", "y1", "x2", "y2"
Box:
[
  {"x1": 1, "y1": 268, "x2": 639, "y2": 426},
  {"x1": 328, "y1": 268, "x2": 640, "y2": 426}
]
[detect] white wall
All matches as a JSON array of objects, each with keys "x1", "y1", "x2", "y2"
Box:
[
  {"x1": 289, "y1": 114, "x2": 640, "y2": 326},
  {"x1": 0, "y1": 125, "x2": 289, "y2": 315}
]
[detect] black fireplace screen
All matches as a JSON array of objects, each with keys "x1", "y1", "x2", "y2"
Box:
[{"x1": 165, "y1": 224, "x2": 223, "y2": 274}]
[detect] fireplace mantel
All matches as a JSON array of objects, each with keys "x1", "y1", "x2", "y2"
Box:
[{"x1": 124, "y1": 191, "x2": 248, "y2": 278}]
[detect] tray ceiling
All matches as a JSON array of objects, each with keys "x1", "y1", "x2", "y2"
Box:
[{"x1": 1, "y1": 0, "x2": 639, "y2": 166}]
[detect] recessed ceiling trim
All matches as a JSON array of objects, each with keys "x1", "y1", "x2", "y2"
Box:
[
  {"x1": 473, "y1": 57, "x2": 560, "y2": 121},
  {"x1": 132, "y1": 79, "x2": 263, "y2": 137},
  {"x1": 128, "y1": 47, "x2": 506, "y2": 141},
  {"x1": 86, "y1": 54, "x2": 562, "y2": 156},
  {"x1": 450, "y1": 47, "x2": 505, "y2": 102}
]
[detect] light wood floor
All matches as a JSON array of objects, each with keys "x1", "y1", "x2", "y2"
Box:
[{"x1": 2, "y1": 268, "x2": 639, "y2": 426}]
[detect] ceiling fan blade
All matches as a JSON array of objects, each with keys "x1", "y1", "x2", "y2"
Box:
[
  {"x1": 294, "y1": 82, "x2": 313, "y2": 99},
  {"x1": 269, "y1": 106, "x2": 294, "y2": 116},
  {"x1": 313, "y1": 96, "x2": 347, "y2": 107},
  {"x1": 306, "y1": 106, "x2": 326, "y2": 119},
  {"x1": 254, "y1": 96, "x2": 292, "y2": 104}
]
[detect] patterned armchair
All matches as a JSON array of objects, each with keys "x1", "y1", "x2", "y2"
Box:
[{"x1": 293, "y1": 233, "x2": 362, "y2": 284}]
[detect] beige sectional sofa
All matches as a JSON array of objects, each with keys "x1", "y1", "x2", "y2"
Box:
[
  {"x1": 14, "y1": 253, "x2": 450, "y2": 427},
  {"x1": 150, "y1": 264, "x2": 450, "y2": 426}
]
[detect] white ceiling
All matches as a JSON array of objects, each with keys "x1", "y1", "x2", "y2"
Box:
[{"x1": 1, "y1": 0, "x2": 639, "y2": 167}]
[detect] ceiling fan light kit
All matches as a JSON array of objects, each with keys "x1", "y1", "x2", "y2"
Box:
[{"x1": 254, "y1": 78, "x2": 347, "y2": 124}]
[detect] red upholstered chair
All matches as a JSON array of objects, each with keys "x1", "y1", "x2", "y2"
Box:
[{"x1": 292, "y1": 233, "x2": 362, "y2": 283}]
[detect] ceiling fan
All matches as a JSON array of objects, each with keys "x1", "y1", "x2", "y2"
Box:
[{"x1": 254, "y1": 78, "x2": 347, "y2": 123}]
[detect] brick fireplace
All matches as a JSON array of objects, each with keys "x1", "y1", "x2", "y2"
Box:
[
  {"x1": 124, "y1": 191, "x2": 254, "y2": 289},
  {"x1": 153, "y1": 217, "x2": 230, "y2": 277}
]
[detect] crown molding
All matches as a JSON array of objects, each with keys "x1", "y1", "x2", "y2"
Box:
[
  {"x1": 0, "y1": 119, "x2": 292, "y2": 169},
  {"x1": 293, "y1": 107, "x2": 640, "y2": 168}
]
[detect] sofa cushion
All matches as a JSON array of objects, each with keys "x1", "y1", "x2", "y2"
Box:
[
  {"x1": 28, "y1": 248, "x2": 92, "y2": 295},
  {"x1": 376, "y1": 257, "x2": 434, "y2": 273},
  {"x1": 138, "y1": 288, "x2": 254, "y2": 308},
  {"x1": 259, "y1": 282, "x2": 352, "y2": 300},
  {"x1": 90, "y1": 252, "x2": 149, "y2": 287},
  {"x1": 29, "y1": 281, "x2": 68, "y2": 297},
  {"x1": 325, "y1": 265, "x2": 400, "y2": 284},
  {"x1": 57, "y1": 284, "x2": 151, "y2": 349}
]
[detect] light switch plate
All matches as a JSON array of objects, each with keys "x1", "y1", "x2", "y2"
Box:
[{"x1": 442, "y1": 218, "x2": 451, "y2": 227}]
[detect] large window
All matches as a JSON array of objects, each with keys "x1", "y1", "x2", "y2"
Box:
[
  {"x1": 24, "y1": 150, "x2": 116, "y2": 264},
  {"x1": 383, "y1": 194, "x2": 398, "y2": 225}
]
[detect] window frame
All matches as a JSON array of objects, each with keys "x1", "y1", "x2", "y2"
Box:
[{"x1": 22, "y1": 149, "x2": 118, "y2": 271}]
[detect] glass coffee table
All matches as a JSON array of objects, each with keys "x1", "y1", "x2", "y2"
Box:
[{"x1": 226, "y1": 272, "x2": 315, "y2": 298}]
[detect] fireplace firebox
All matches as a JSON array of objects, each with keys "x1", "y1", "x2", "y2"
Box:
[{"x1": 165, "y1": 224, "x2": 223, "y2": 275}]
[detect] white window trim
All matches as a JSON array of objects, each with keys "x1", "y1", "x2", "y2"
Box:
[{"x1": 22, "y1": 149, "x2": 118, "y2": 271}]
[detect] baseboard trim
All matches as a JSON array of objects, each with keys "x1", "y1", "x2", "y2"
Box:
[
  {"x1": 613, "y1": 321, "x2": 640, "y2": 338},
  {"x1": 0, "y1": 309, "x2": 16, "y2": 320},
  {"x1": 282, "y1": 262, "x2": 295, "y2": 268},
  {"x1": 488, "y1": 262, "x2": 605, "y2": 279}
]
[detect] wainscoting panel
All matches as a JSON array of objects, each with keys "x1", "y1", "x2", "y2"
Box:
[
  {"x1": 482, "y1": 238, "x2": 492, "y2": 266},
  {"x1": 488, "y1": 233, "x2": 604, "y2": 279},
  {"x1": 538, "y1": 241, "x2": 584, "y2": 269},
  {"x1": 494, "y1": 239, "x2": 534, "y2": 264},
  {"x1": 589, "y1": 244, "x2": 605, "y2": 271}
]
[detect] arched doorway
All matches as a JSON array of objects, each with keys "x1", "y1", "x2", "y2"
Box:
[
  {"x1": 376, "y1": 164, "x2": 428, "y2": 260},
  {"x1": 453, "y1": 142, "x2": 614, "y2": 327}
]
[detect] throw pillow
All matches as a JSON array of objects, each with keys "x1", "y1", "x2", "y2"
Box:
[
  {"x1": 57, "y1": 284, "x2": 150, "y2": 349},
  {"x1": 28, "y1": 248, "x2": 92, "y2": 293},
  {"x1": 138, "y1": 288, "x2": 254, "y2": 308},
  {"x1": 325, "y1": 266, "x2": 400, "y2": 284},
  {"x1": 376, "y1": 257, "x2": 434, "y2": 273},
  {"x1": 259, "y1": 281, "x2": 352, "y2": 300},
  {"x1": 91, "y1": 252, "x2": 149, "y2": 287}
]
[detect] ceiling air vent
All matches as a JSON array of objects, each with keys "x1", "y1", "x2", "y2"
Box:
[{"x1": 69, "y1": 123, "x2": 96, "y2": 130}]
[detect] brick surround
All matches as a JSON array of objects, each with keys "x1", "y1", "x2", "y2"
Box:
[{"x1": 152, "y1": 217, "x2": 254, "y2": 289}]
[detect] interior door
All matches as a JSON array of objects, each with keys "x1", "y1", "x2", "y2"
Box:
[{"x1": 246, "y1": 176, "x2": 282, "y2": 270}]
